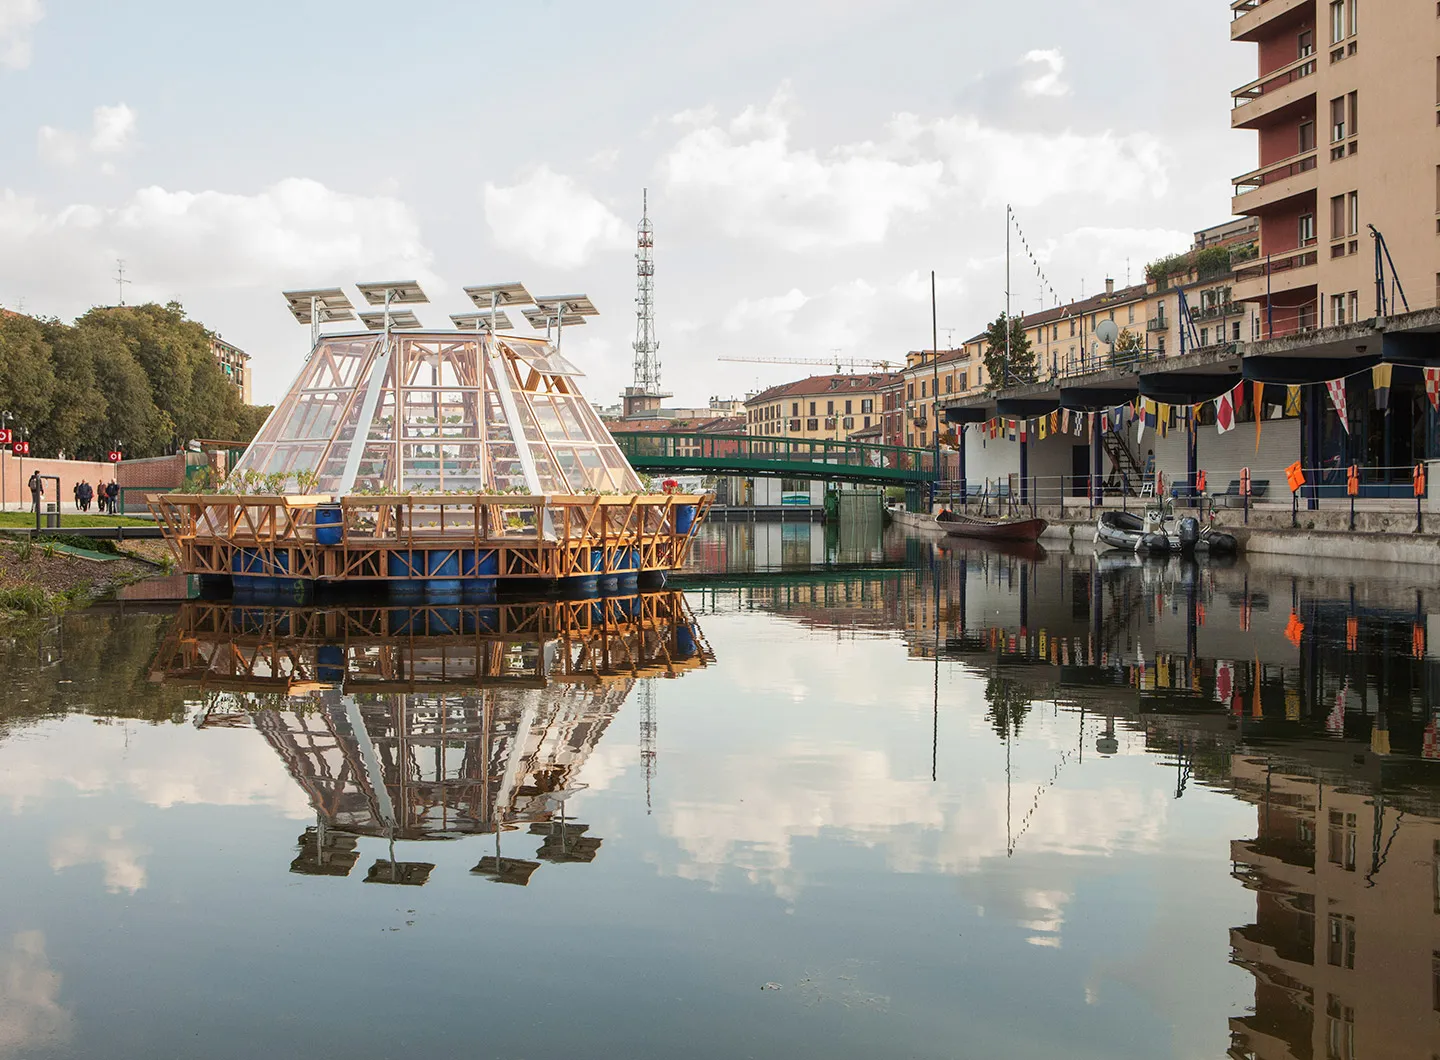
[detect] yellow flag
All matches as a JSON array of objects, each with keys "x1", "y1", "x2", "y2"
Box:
[
  {"x1": 1285, "y1": 385, "x2": 1302, "y2": 416},
  {"x1": 1254, "y1": 381, "x2": 1264, "y2": 453}
]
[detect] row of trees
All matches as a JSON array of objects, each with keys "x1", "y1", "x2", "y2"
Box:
[{"x1": 0, "y1": 302, "x2": 270, "y2": 461}]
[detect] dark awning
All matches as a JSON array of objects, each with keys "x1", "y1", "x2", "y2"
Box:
[
  {"x1": 1139, "y1": 372, "x2": 1241, "y2": 404},
  {"x1": 1059, "y1": 387, "x2": 1136, "y2": 411},
  {"x1": 996, "y1": 398, "x2": 1059, "y2": 417}
]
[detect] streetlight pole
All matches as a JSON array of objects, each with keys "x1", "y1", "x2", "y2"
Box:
[
  {"x1": 931, "y1": 270, "x2": 940, "y2": 510},
  {"x1": 0, "y1": 410, "x2": 10, "y2": 512}
]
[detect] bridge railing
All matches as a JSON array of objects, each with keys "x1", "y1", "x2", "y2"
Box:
[{"x1": 614, "y1": 432, "x2": 938, "y2": 479}]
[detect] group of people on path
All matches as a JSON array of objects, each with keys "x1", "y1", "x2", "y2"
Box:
[{"x1": 72, "y1": 479, "x2": 119, "y2": 513}]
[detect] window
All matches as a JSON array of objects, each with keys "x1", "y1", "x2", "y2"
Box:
[
  {"x1": 1300, "y1": 119, "x2": 1315, "y2": 152},
  {"x1": 826, "y1": 399, "x2": 834, "y2": 415},
  {"x1": 1052, "y1": 324, "x2": 1059, "y2": 340},
  {"x1": 1233, "y1": 320, "x2": 1242, "y2": 341},
  {"x1": 791, "y1": 401, "x2": 799, "y2": 416},
  {"x1": 957, "y1": 372, "x2": 968, "y2": 391},
  {"x1": 1348, "y1": 91, "x2": 1358, "y2": 136},
  {"x1": 1331, "y1": 96, "x2": 1347, "y2": 141},
  {"x1": 809, "y1": 401, "x2": 816, "y2": 416},
  {"x1": 1299, "y1": 29, "x2": 1314, "y2": 58},
  {"x1": 1325, "y1": 995, "x2": 1354, "y2": 1060},
  {"x1": 1157, "y1": 336, "x2": 1166, "y2": 356},
  {"x1": 1348, "y1": 290, "x2": 1358, "y2": 321},
  {"x1": 945, "y1": 375, "x2": 953, "y2": 393},
  {"x1": 920, "y1": 381, "x2": 927, "y2": 398},
  {"x1": 1300, "y1": 212, "x2": 1316, "y2": 244},
  {"x1": 1200, "y1": 327, "x2": 1209, "y2": 347},
  {"x1": 842, "y1": 416, "x2": 854, "y2": 429},
  {"x1": 862, "y1": 415, "x2": 870, "y2": 428},
  {"x1": 1329, "y1": 810, "x2": 1357, "y2": 870},
  {"x1": 1331, "y1": 0, "x2": 1346, "y2": 42},
  {"x1": 844, "y1": 399, "x2": 852, "y2": 415},
  {"x1": 1331, "y1": 194, "x2": 1346, "y2": 238},
  {"x1": 789, "y1": 419, "x2": 800, "y2": 432},
  {"x1": 1347, "y1": 191, "x2": 1359, "y2": 235},
  {"x1": 1069, "y1": 320, "x2": 1076, "y2": 337},
  {"x1": 906, "y1": 384, "x2": 913, "y2": 401},
  {"x1": 806, "y1": 418, "x2": 818, "y2": 431},
  {"x1": 919, "y1": 431, "x2": 927, "y2": 447},
  {"x1": 1332, "y1": 293, "x2": 1347, "y2": 325},
  {"x1": 1326, "y1": 914, "x2": 1356, "y2": 969},
  {"x1": 860, "y1": 399, "x2": 873, "y2": 414},
  {"x1": 1127, "y1": 305, "x2": 1135, "y2": 324}
]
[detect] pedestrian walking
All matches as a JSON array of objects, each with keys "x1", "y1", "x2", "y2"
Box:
[
  {"x1": 27, "y1": 470, "x2": 42, "y2": 515},
  {"x1": 96, "y1": 480, "x2": 108, "y2": 514},
  {"x1": 79, "y1": 480, "x2": 93, "y2": 513},
  {"x1": 107, "y1": 481, "x2": 120, "y2": 514},
  {"x1": 73, "y1": 480, "x2": 82, "y2": 511}
]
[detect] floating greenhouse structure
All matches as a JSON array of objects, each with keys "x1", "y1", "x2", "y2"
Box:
[{"x1": 150, "y1": 281, "x2": 709, "y2": 597}]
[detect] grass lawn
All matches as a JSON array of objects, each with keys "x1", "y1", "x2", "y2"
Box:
[{"x1": 0, "y1": 511, "x2": 155, "y2": 528}]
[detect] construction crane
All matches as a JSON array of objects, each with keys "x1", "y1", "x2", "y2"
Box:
[{"x1": 718, "y1": 354, "x2": 902, "y2": 374}]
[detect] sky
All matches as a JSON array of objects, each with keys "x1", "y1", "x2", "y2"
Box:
[{"x1": 0, "y1": 0, "x2": 1255, "y2": 408}]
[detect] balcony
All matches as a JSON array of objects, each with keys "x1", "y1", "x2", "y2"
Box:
[
  {"x1": 1230, "y1": 0, "x2": 1312, "y2": 43},
  {"x1": 1231, "y1": 53, "x2": 1317, "y2": 130},
  {"x1": 1146, "y1": 317, "x2": 1168, "y2": 332},
  {"x1": 1191, "y1": 300, "x2": 1244, "y2": 323},
  {"x1": 1232, "y1": 244, "x2": 1319, "y2": 301},
  {"x1": 1232, "y1": 148, "x2": 1318, "y2": 213}
]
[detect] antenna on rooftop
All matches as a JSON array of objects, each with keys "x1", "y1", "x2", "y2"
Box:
[
  {"x1": 624, "y1": 190, "x2": 669, "y2": 417},
  {"x1": 115, "y1": 259, "x2": 130, "y2": 306}
]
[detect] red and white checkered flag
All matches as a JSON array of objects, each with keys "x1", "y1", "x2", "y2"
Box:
[
  {"x1": 1326, "y1": 377, "x2": 1349, "y2": 433},
  {"x1": 1426, "y1": 367, "x2": 1440, "y2": 411}
]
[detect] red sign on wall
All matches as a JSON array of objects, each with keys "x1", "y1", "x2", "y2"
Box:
[
  {"x1": 108, "y1": 450, "x2": 122, "y2": 463},
  {"x1": 12, "y1": 441, "x2": 30, "y2": 456},
  {"x1": 0, "y1": 429, "x2": 10, "y2": 445}
]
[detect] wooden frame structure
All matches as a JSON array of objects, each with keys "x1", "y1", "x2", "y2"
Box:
[{"x1": 147, "y1": 491, "x2": 713, "y2": 584}]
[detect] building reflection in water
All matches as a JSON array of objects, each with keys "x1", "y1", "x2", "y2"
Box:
[
  {"x1": 149, "y1": 592, "x2": 712, "y2": 887},
  {"x1": 690, "y1": 540, "x2": 1440, "y2": 1057}
]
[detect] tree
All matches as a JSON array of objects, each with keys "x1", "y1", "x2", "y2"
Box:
[
  {"x1": 982, "y1": 314, "x2": 1036, "y2": 392},
  {"x1": 0, "y1": 312, "x2": 57, "y2": 439},
  {"x1": 1113, "y1": 327, "x2": 1144, "y2": 363},
  {"x1": 984, "y1": 675, "x2": 1033, "y2": 740}
]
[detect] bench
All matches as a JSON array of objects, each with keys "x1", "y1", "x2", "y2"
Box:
[{"x1": 1213, "y1": 478, "x2": 1269, "y2": 507}]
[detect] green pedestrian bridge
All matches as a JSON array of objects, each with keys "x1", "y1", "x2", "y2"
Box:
[{"x1": 613, "y1": 432, "x2": 939, "y2": 487}]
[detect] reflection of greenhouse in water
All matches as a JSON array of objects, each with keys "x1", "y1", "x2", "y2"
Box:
[{"x1": 151, "y1": 593, "x2": 712, "y2": 885}]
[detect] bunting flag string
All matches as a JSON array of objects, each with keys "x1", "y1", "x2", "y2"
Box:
[
  {"x1": 1427, "y1": 368, "x2": 1440, "y2": 411},
  {"x1": 1215, "y1": 386, "x2": 1236, "y2": 434}
]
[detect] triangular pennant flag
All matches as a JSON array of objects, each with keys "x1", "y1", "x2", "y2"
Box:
[
  {"x1": 1425, "y1": 369, "x2": 1440, "y2": 411},
  {"x1": 1254, "y1": 381, "x2": 1264, "y2": 453},
  {"x1": 1215, "y1": 389, "x2": 1235, "y2": 434},
  {"x1": 1372, "y1": 363, "x2": 1393, "y2": 411},
  {"x1": 1285, "y1": 384, "x2": 1302, "y2": 417},
  {"x1": 1326, "y1": 377, "x2": 1349, "y2": 433}
]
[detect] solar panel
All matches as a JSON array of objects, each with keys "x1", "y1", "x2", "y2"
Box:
[
  {"x1": 283, "y1": 288, "x2": 355, "y2": 324},
  {"x1": 449, "y1": 311, "x2": 514, "y2": 331},
  {"x1": 532, "y1": 293, "x2": 597, "y2": 316},
  {"x1": 359, "y1": 309, "x2": 422, "y2": 329},
  {"x1": 356, "y1": 280, "x2": 429, "y2": 305},
  {"x1": 523, "y1": 308, "x2": 588, "y2": 329},
  {"x1": 463, "y1": 282, "x2": 533, "y2": 308}
]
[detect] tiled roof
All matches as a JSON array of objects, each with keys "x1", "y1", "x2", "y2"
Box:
[{"x1": 747, "y1": 372, "x2": 903, "y2": 405}]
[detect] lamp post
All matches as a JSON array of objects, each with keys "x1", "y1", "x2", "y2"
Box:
[{"x1": 0, "y1": 410, "x2": 11, "y2": 511}]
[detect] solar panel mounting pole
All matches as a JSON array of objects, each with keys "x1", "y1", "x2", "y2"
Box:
[
  {"x1": 337, "y1": 288, "x2": 397, "y2": 495},
  {"x1": 310, "y1": 295, "x2": 320, "y2": 356},
  {"x1": 482, "y1": 290, "x2": 544, "y2": 499}
]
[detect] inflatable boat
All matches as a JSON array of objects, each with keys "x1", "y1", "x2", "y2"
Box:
[{"x1": 1096, "y1": 509, "x2": 1238, "y2": 556}]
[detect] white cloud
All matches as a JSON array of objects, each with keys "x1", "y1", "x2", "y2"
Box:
[
  {"x1": 483, "y1": 165, "x2": 630, "y2": 269},
  {"x1": 1020, "y1": 48, "x2": 1069, "y2": 98},
  {"x1": 0, "y1": 177, "x2": 435, "y2": 300},
  {"x1": 0, "y1": 0, "x2": 41, "y2": 70},
  {"x1": 0, "y1": 931, "x2": 72, "y2": 1058},
  {"x1": 661, "y1": 84, "x2": 944, "y2": 252},
  {"x1": 49, "y1": 825, "x2": 149, "y2": 894},
  {"x1": 38, "y1": 102, "x2": 136, "y2": 168}
]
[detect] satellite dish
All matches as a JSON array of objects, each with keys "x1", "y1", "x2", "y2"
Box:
[{"x1": 1095, "y1": 320, "x2": 1120, "y2": 346}]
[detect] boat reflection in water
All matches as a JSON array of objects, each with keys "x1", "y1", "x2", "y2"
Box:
[{"x1": 149, "y1": 592, "x2": 712, "y2": 887}]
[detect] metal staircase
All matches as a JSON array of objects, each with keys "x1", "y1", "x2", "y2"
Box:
[{"x1": 1101, "y1": 429, "x2": 1144, "y2": 495}]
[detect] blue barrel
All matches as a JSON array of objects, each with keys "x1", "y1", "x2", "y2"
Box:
[
  {"x1": 315, "y1": 505, "x2": 343, "y2": 546},
  {"x1": 674, "y1": 504, "x2": 697, "y2": 534},
  {"x1": 425, "y1": 550, "x2": 461, "y2": 595},
  {"x1": 676, "y1": 625, "x2": 697, "y2": 658},
  {"x1": 316, "y1": 644, "x2": 345, "y2": 682}
]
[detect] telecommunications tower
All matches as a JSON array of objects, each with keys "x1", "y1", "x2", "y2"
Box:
[{"x1": 623, "y1": 189, "x2": 669, "y2": 417}]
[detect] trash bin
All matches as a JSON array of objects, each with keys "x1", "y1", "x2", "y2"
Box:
[{"x1": 45, "y1": 503, "x2": 58, "y2": 529}]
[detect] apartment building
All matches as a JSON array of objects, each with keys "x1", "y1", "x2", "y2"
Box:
[
  {"x1": 210, "y1": 336, "x2": 252, "y2": 404},
  {"x1": 1228, "y1": 0, "x2": 1438, "y2": 334},
  {"x1": 744, "y1": 372, "x2": 901, "y2": 441},
  {"x1": 900, "y1": 348, "x2": 975, "y2": 448}
]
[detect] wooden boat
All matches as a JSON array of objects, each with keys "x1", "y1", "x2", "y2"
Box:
[{"x1": 935, "y1": 510, "x2": 1047, "y2": 542}]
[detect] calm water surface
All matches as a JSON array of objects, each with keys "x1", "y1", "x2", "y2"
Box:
[{"x1": 1, "y1": 519, "x2": 1438, "y2": 1059}]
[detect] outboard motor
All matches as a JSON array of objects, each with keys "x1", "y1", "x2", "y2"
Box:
[{"x1": 1177, "y1": 517, "x2": 1200, "y2": 554}]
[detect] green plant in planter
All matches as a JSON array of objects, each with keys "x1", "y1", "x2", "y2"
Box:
[{"x1": 292, "y1": 469, "x2": 322, "y2": 495}]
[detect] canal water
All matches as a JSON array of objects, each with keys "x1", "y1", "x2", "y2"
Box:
[{"x1": 1, "y1": 520, "x2": 1438, "y2": 1059}]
